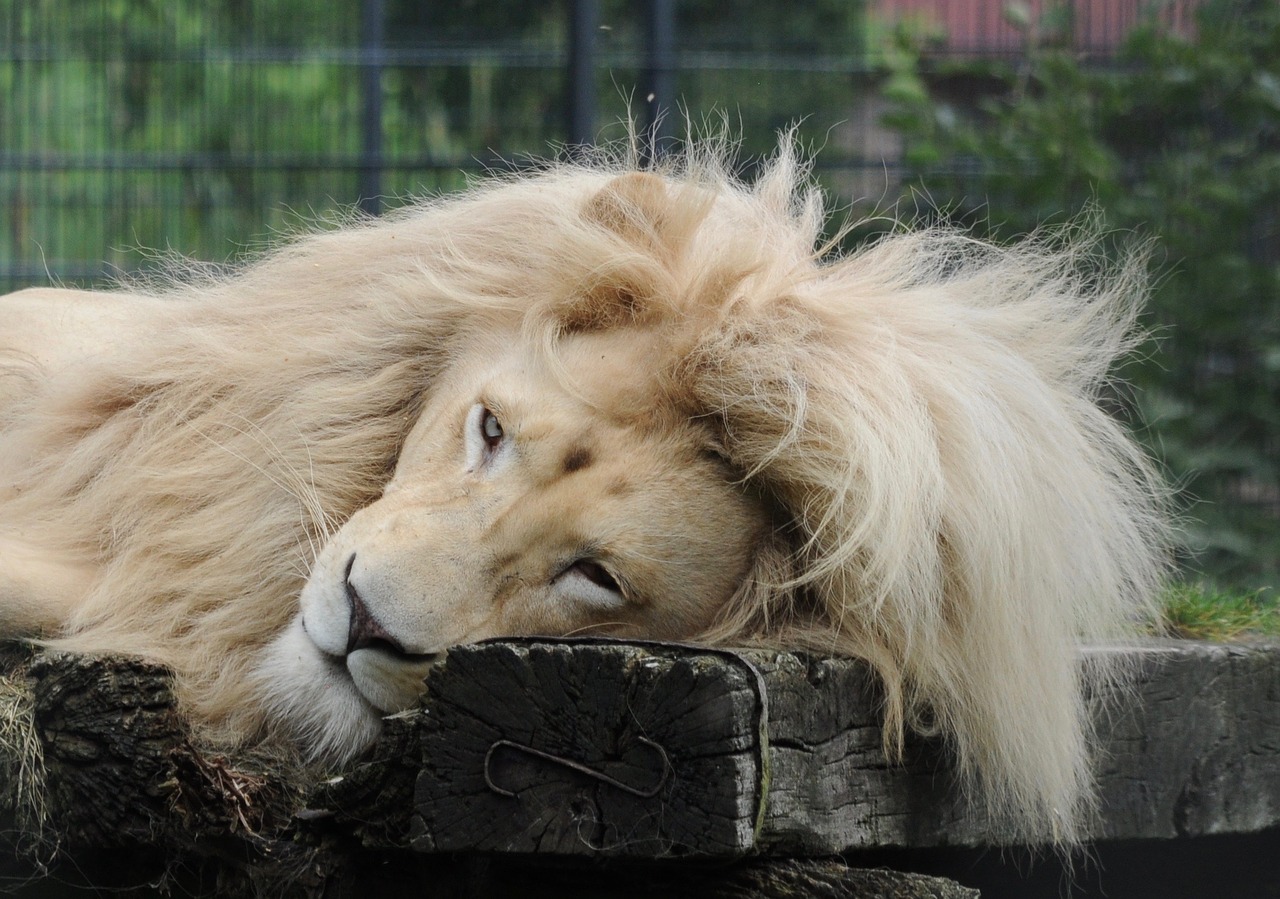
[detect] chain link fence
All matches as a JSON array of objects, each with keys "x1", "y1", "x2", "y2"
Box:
[
  {"x1": 1, "y1": 1, "x2": 867, "y2": 289},
  {"x1": 2, "y1": 0, "x2": 1182, "y2": 291}
]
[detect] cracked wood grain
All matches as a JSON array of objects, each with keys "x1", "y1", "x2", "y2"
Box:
[
  {"x1": 2, "y1": 637, "x2": 1277, "y2": 882},
  {"x1": 402, "y1": 638, "x2": 1280, "y2": 855}
]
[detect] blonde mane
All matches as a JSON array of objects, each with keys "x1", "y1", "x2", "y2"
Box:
[{"x1": 0, "y1": 138, "x2": 1169, "y2": 843}]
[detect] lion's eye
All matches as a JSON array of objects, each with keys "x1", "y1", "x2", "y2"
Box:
[
  {"x1": 570, "y1": 559, "x2": 619, "y2": 592},
  {"x1": 464, "y1": 403, "x2": 509, "y2": 471},
  {"x1": 481, "y1": 409, "x2": 503, "y2": 450},
  {"x1": 554, "y1": 557, "x2": 628, "y2": 610}
]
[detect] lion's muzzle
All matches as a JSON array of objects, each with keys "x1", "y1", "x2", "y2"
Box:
[
  {"x1": 343, "y1": 552, "x2": 405, "y2": 656},
  {"x1": 337, "y1": 552, "x2": 441, "y2": 712}
]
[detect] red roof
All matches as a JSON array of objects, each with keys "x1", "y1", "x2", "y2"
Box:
[{"x1": 871, "y1": 0, "x2": 1199, "y2": 54}]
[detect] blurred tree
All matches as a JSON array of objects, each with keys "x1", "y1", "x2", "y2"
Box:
[{"x1": 881, "y1": 0, "x2": 1280, "y2": 590}]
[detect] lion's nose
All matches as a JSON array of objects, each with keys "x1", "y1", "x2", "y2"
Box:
[{"x1": 343, "y1": 553, "x2": 407, "y2": 656}]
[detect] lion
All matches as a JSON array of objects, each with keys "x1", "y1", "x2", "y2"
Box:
[{"x1": 0, "y1": 139, "x2": 1169, "y2": 844}]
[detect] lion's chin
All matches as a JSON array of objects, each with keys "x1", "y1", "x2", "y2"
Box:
[
  {"x1": 253, "y1": 617, "x2": 388, "y2": 765},
  {"x1": 346, "y1": 646, "x2": 438, "y2": 713}
]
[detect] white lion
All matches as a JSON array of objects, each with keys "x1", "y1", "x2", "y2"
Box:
[{"x1": 0, "y1": 140, "x2": 1168, "y2": 843}]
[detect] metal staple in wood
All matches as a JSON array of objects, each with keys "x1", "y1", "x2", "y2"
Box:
[
  {"x1": 483, "y1": 736, "x2": 672, "y2": 799},
  {"x1": 477, "y1": 635, "x2": 773, "y2": 847}
]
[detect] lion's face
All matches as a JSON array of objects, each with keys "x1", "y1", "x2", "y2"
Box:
[{"x1": 258, "y1": 325, "x2": 767, "y2": 756}]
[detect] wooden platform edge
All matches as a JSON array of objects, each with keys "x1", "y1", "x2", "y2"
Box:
[{"x1": 0, "y1": 638, "x2": 1274, "y2": 875}]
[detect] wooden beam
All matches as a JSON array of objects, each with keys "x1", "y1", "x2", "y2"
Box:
[
  {"x1": 0, "y1": 638, "x2": 1277, "y2": 887},
  {"x1": 323, "y1": 638, "x2": 1280, "y2": 856}
]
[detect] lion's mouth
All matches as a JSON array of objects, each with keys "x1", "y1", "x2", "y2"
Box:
[
  {"x1": 345, "y1": 645, "x2": 442, "y2": 714},
  {"x1": 350, "y1": 644, "x2": 442, "y2": 670},
  {"x1": 298, "y1": 606, "x2": 440, "y2": 714}
]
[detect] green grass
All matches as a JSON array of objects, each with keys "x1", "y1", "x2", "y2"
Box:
[{"x1": 1155, "y1": 583, "x2": 1280, "y2": 641}]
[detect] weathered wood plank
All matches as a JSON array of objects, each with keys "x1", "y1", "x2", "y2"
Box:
[
  {"x1": 390, "y1": 637, "x2": 1280, "y2": 856},
  {"x1": 748, "y1": 651, "x2": 964, "y2": 853},
  {"x1": 16, "y1": 652, "x2": 308, "y2": 862},
  {"x1": 1093, "y1": 640, "x2": 1280, "y2": 840},
  {"x1": 409, "y1": 641, "x2": 766, "y2": 857},
  {"x1": 29, "y1": 652, "x2": 186, "y2": 847},
  {"x1": 2, "y1": 637, "x2": 1277, "y2": 873}
]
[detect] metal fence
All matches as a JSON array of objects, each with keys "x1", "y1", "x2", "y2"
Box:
[
  {"x1": 0, "y1": 0, "x2": 1188, "y2": 292},
  {"x1": 0, "y1": 1, "x2": 856, "y2": 289}
]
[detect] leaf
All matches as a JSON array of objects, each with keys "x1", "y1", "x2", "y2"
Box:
[{"x1": 1003, "y1": 2, "x2": 1032, "y2": 30}]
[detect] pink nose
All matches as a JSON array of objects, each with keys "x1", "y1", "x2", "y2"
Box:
[{"x1": 343, "y1": 554, "x2": 406, "y2": 656}]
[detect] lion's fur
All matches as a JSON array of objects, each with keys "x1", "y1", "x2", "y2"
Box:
[{"x1": 0, "y1": 138, "x2": 1169, "y2": 843}]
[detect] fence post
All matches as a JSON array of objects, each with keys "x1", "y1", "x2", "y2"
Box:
[
  {"x1": 359, "y1": 0, "x2": 385, "y2": 216},
  {"x1": 567, "y1": 0, "x2": 599, "y2": 148},
  {"x1": 642, "y1": 0, "x2": 676, "y2": 160}
]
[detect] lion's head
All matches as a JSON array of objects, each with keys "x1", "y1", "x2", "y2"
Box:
[{"x1": 258, "y1": 322, "x2": 770, "y2": 756}]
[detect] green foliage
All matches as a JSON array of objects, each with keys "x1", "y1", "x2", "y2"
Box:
[
  {"x1": 881, "y1": 0, "x2": 1280, "y2": 593},
  {"x1": 0, "y1": 0, "x2": 574, "y2": 277},
  {"x1": 0, "y1": 0, "x2": 874, "y2": 282},
  {"x1": 1157, "y1": 583, "x2": 1280, "y2": 640}
]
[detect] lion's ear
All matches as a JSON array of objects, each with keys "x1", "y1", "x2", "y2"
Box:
[
  {"x1": 585, "y1": 171, "x2": 715, "y2": 265},
  {"x1": 583, "y1": 172, "x2": 671, "y2": 242},
  {"x1": 561, "y1": 172, "x2": 696, "y2": 333}
]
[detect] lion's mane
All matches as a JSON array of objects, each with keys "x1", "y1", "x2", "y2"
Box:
[{"x1": 0, "y1": 138, "x2": 1169, "y2": 843}]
